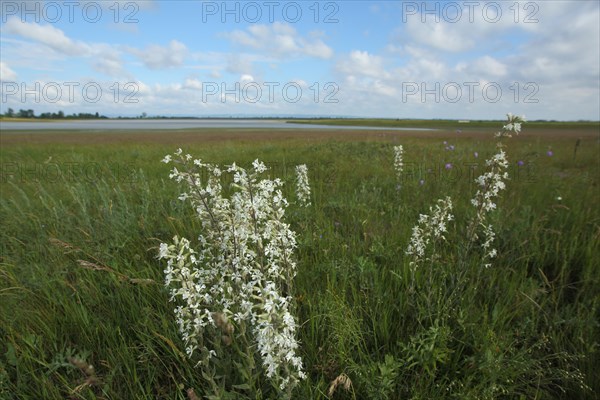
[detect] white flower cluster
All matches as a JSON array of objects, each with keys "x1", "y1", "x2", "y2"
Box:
[
  {"x1": 471, "y1": 113, "x2": 525, "y2": 266},
  {"x1": 495, "y1": 113, "x2": 526, "y2": 138},
  {"x1": 393, "y1": 145, "x2": 404, "y2": 183},
  {"x1": 469, "y1": 147, "x2": 509, "y2": 266},
  {"x1": 295, "y1": 164, "x2": 311, "y2": 207},
  {"x1": 471, "y1": 149, "x2": 509, "y2": 213},
  {"x1": 405, "y1": 196, "x2": 454, "y2": 270},
  {"x1": 481, "y1": 223, "x2": 497, "y2": 259},
  {"x1": 159, "y1": 149, "x2": 305, "y2": 392}
]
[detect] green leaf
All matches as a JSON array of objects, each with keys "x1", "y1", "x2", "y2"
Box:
[
  {"x1": 4, "y1": 343, "x2": 17, "y2": 367},
  {"x1": 232, "y1": 383, "x2": 251, "y2": 390}
]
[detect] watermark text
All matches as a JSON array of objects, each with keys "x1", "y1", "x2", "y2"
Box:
[
  {"x1": 401, "y1": 81, "x2": 539, "y2": 104},
  {"x1": 1, "y1": 1, "x2": 139, "y2": 23},
  {"x1": 2, "y1": 82, "x2": 139, "y2": 104},
  {"x1": 200, "y1": 1, "x2": 339, "y2": 23},
  {"x1": 401, "y1": 1, "x2": 539, "y2": 23},
  {"x1": 200, "y1": 81, "x2": 339, "y2": 104}
]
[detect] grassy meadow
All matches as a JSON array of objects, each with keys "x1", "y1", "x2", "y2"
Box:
[{"x1": 1, "y1": 124, "x2": 599, "y2": 399}]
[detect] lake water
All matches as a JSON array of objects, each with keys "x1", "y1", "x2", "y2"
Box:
[{"x1": 0, "y1": 119, "x2": 436, "y2": 131}]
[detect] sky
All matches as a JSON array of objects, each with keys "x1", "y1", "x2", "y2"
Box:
[{"x1": 0, "y1": 0, "x2": 599, "y2": 120}]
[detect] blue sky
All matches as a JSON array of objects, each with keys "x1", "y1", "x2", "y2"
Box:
[{"x1": 1, "y1": 0, "x2": 599, "y2": 120}]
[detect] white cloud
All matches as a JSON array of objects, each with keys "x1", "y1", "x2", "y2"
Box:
[
  {"x1": 225, "y1": 54, "x2": 258, "y2": 76},
  {"x1": 183, "y1": 78, "x2": 203, "y2": 90},
  {"x1": 470, "y1": 56, "x2": 508, "y2": 77},
  {"x1": 304, "y1": 40, "x2": 334, "y2": 59},
  {"x1": 513, "y1": 2, "x2": 599, "y2": 85},
  {"x1": 2, "y1": 19, "x2": 130, "y2": 77},
  {"x1": 399, "y1": 2, "x2": 537, "y2": 53},
  {"x1": 3, "y1": 17, "x2": 90, "y2": 56},
  {"x1": 337, "y1": 50, "x2": 388, "y2": 79},
  {"x1": 290, "y1": 79, "x2": 308, "y2": 88},
  {"x1": 225, "y1": 22, "x2": 333, "y2": 59},
  {"x1": 334, "y1": 50, "x2": 401, "y2": 104},
  {"x1": 0, "y1": 62, "x2": 17, "y2": 81},
  {"x1": 404, "y1": 19, "x2": 475, "y2": 52},
  {"x1": 92, "y1": 57, "x2": 126, "y2": 77},
  {"x1": 89, "y1": 44, "x2": 128, "y2": 77},
  {"x1": 128, "y1": 40, "x2": 187, "y2": 69}
]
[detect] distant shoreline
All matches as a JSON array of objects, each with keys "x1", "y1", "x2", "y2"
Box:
[
  {"x1": 0, "y1": 119, "x2": 438, "y2": 132},
  {"x1": 1, "y1": 116, "x2": 598, "y2": 131}
]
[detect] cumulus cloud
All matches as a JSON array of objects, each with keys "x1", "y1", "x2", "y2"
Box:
[
  {"x1": 404, "y1": 20, "x2": 475, "y2": 52},
  {"x1": 458, "y1": 55, "x2": 508, "y2": 78},
  {"x1": 304, "y1": 40, "x2": 334, "y2": 59},
  {"x1": 225, "y1": 53, "x2": 258, "y2": 76},
  {"x1": 92, "y1": 57, "x2": 126, "y2": 77},
  {"x1": 0, "y1": 62, "x2": 17, "y2": 81},
  {"x1": 128, "y1": 40, "x2": 188, "y2": 69},
  {"x1": 183, "y1": 78, "x2": 203, "y2": 90},
  {"x1": 337, "y1": 50, "x2": 388, "y2": 79},
  {"x1": 225, "y1": 22, "x2": 333, "y2": 59},
  {"x1": 3, "y1": 17, "x2": 90, "y2": 56},
  {"x1": 2, "y1": 18, "x2": 130, "y2": 77},
  {"x1": 334, "y1": 50, "x2": 400, "y2": 102},
  {"x1": 89, "y1": 44, "x2": 129, "y2": 77},
  {"x1": 399, "y1": 1, "x2": 541, "y2": 53},
  {"x1": 513, "y1": 2, "x2": 599, "y2": 85}
]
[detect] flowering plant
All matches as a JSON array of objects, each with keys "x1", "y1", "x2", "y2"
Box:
[
  {"x1": 470, "y1": 113, "x2": 525, "y2": 266},
  {"x1": 393, "y1": 145, "x2": 404, "y2": 185},
  {"x1": 404, "y1": 113, "x2": 526, "y2": 273},
  {"x1": 496, "y1": 113, "x2": 526, "y2": 138},
  {"x1": 405, "y1": 196, "x2": 454, "y2": 271},
  {"x1": 159, "y1": 149, "x2": 305, "y2": 397},
  {"x1": 468, "y1": 147, "x2": 509, "y2": 266},
  {"x1": 295, "y1": 164, "x2": 311, "y2": 207}
]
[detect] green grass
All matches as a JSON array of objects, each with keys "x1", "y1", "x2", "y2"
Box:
[{"x1": 1, "y1": 132, "x2": 598, "y2": 399}]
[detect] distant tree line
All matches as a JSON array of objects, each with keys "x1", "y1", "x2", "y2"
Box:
[{"x1": 2, "y1": 108, "x2": 107, "y2": 119}]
